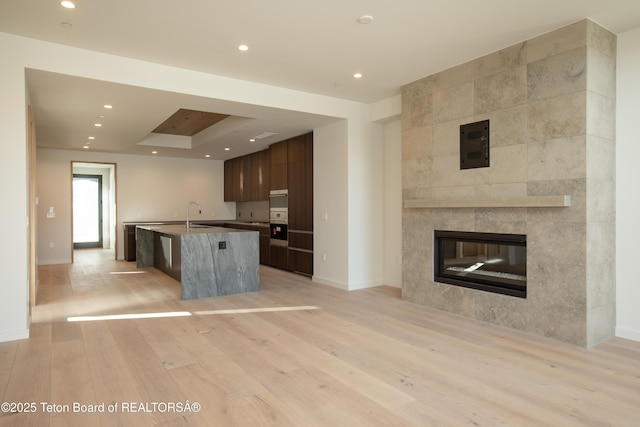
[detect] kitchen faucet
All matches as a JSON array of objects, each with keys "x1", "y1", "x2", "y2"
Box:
[{"x1": 186, "y1": 201, "x2": 202, "y2": 229}]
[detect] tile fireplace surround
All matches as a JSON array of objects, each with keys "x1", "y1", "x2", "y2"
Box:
[{"x1": 401, "y1": 19, "x2": 616, "y2": 347}]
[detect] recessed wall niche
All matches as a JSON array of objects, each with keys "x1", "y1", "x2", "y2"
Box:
[{"x1": 460, "y1": 119, "x2": 489, "y2": 169}]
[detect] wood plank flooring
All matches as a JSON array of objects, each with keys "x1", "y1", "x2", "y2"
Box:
[{"x1": 1, "y1": 248, "x2": 640, "y2": 426}]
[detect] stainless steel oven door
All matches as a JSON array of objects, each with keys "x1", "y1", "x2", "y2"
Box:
[
  {"x1": 269, "y1": 189, "x2": 288, "y2": 209},
  {"x1": 270, "y1": 222, "x2": 288, "y2": 247}
]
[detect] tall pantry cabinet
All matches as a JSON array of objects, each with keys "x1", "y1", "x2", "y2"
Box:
[{"x1": 286, "y1": 133, "x2": 313, "y2": 275}]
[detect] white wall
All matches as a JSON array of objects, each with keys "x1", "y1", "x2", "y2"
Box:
[
  {"x1": 383, "y1": 120, "x2": 402, "y2": 287},
  {"x1": 313, "y1": 121, "x2": 350, "y2": 288},
  {"x1": 0, "y1": 46, "x2": 29, "y2": 342},
  {"x1": 616, "y1": 27, "x2": 640, "y2": 342},
  {"x1": 37, "y1": 148, "x2": 235, "y2": 263}
]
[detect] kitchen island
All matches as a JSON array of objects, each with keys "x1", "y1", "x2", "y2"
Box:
[{"x1": 136, "y1": 224, "x2": 259, "y2": 300}]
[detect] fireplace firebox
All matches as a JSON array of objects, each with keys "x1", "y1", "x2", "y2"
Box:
[{"x1": 434, "y1": 230, "x2": 526, "y2": 298}]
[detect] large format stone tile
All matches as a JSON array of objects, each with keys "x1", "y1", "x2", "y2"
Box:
[
  {"x1": 402, "y1": 90, "x2": 433, "y2": 131},
  {"x1": 587, "y1": 47, "x2": 616, "y2": 98},
  {"x1": 430, "y1": 62, "x2": 475, "y2": 93},
  {"x1": 402, "y1": 126, "x2": 433, "y2": 160},
  {"x1": 586, "y1": 135, "x2": 615, "y2": 181},
  {"x1": 527, "y1": 91, "x2": 586, "y2": 142},
  {"x1": 586, "y1": 261, "x2": 615, "y2": 310},
  {"x1": 527, "y1": 20, "x2": 587, "y2": 63},
  {"x1": 475, "y1": 104, "x2": 527, "y2": 148},
  {"x1": 586, "y1": 92, "x2": 615, "y2": 139},
  {"x1": 433, "y1": 82, "x2": 475, "y2": 124},
  {"x1": 526, "y1": 221, "x2": 587, "y2": 267},
  {"x1": 587, "y1": 302, "x2": 616, "y2": 347},
  {"x1": 474, "y1": 66, "x2": 527, "y2": 114},
  {"x1": 527, "y1": 136, "x2": 587, "y2": 182},
  {"x1": 474, "y1": 42, "x2": 527, "y2": 79},
  {"x1": 474, "y1": 144, "x2": 527, "y2": 185},
  {"x1": 474, "y1": 207, "x2": 527, "y2": 234},
  {"x1": 587, "y1": 20, "x2": 616, "y2": 58},
  {"x1": 527, "y1": 47, "x2": 586, "y2": 102}
]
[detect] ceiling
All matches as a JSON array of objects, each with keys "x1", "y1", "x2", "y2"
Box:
[{"x1": 2, "y1": 1, "x2": 640, "y2": 160}]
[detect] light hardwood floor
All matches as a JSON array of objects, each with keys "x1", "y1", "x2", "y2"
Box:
[{"x1": 1, "y1": 249, "x2": 639, "y2": 426}]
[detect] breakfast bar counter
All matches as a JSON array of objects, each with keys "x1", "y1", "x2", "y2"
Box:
[{"x1": 136, "y1": 224, "x2": 259, "y2": 300}]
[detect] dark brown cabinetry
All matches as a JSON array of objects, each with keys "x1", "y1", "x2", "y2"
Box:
[
  {"x1": 224, "y1": 156, "x2": 243, "y2": 201},
  {"x1": 269, "y1": 140, "x2": 288, "y2": 191},
  {"x1": 224, "y1": 149, "x2": 270, "y2": 202},
  {"x1": 124, "y1": 224, "x2": 138, "y2": 261},
  {"x1": 287, "y1": 132, "x2": 314, "y2": 276},
  {"x1": 269, "y1": 245, "x2": 289, "y2": 270},
  {"x1": 224, "y1": 133, "x2": 313, "y2": 275}
]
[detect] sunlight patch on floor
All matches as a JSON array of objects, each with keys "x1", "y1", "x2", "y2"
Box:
[{"x1": 66, "y1": 306, "x2": 321, "y2": 322}]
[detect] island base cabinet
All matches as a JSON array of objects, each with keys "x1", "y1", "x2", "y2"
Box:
[
  {"x1": 269, "y1": 245, "x2": 288, "y2": 270},
  {"x1": 153, "y1": 233, "x2": 181, "y2": 282}
]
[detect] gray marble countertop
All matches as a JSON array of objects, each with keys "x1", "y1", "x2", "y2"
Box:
[
  {"x1": 127, "y1": 220, "x2": 269, "y2": 228},
  {"x1": 136, "y1": 224, "x2": 257, "y2": 236}
]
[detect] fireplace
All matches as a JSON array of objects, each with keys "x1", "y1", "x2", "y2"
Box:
[{"x1": 434, "y1": 231, "x2": 527, "y2": 298}]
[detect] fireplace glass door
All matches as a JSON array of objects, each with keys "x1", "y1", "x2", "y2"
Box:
[{"x1": 434, "y1": 231, "x2": 526, "y2": 298}]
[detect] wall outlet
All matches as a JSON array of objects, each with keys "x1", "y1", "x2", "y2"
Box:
[
  {"x1": 322, "y1": 253, "x2": 327, "y2": 262},
  {"x1": 49, "y1": 242, "x2": 54, "y2": 248}
]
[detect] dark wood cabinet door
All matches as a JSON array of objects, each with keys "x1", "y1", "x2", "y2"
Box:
[
  {"x1": 242, "y1": 152, "x2": 257, "y2": 202},
  {"x1": 226, "y1": 156, "x2": 243, "y2": 201},
  {"x1": 269, "y1": 140, "x2": 288, "y2": 191},
  {"x1": 224, "y1": 160, "x2": 234, "y2": 201},
  {"x1": 257, "y1": 149, "x2": 270, "y2": 200},
  {"x1": 288, "y1": 249, "x2": 313, "y2": 276},
  {"x1": 269, "y1": 245, "x2": 289, "y2": 270},
  {"x1": 287, "y1": 133, "x2": 313, "y2": 231},
  {"x1": 225, "y1": 150, "x2": 270, "y2": 202}
]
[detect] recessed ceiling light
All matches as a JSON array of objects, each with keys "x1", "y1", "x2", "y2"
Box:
[
  {"x1": 94, "y1": 123, "x2": 102, "y2": 127},
  {"x1": 60, "y1": 1, "x2": 75, "y2": 9},
  {"x1": 238, "y1": 44, "x2": 249, "y2": 51},
  {"x1": 152, "y1": 151, "x2": 158, "y2": 154},
  {"x1": 104, "y1": 104, "x2": 113, "y2": 109},
  {"x1": 224, "y1": 147, "x2": 230, "y2": 151},
  {"x1": 205, "y1": 154, "x2": 211, "y2": 158},
  {"x1": 357, "y1": 15, "x2": 374, "y2": 24},
  {"x1": 249, "y1": 138, "x2": 256, "y2": 142},
  {"x1": 88, "y1": 136, "x2": 95, "y2": 140},
  {"x1": 82, "y1": 145, "x2": 89, "y2": 149},
  {"x1": 354, "y1": 73, "x2": 363, "y2": 79}
]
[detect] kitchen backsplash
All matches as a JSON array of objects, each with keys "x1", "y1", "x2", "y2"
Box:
[{"x1": 236, "y1": 201, "x2": 269, "y2": 222}]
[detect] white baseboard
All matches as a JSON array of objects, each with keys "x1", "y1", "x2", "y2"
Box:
[
  {"x1": 312, "y1": 275, "x2": 348, "y2": 290},
  {"x1": 0, "y1": 328, "x2": 29, "y2": 343},
  {"x1": 616, "y1": 326, "x2": 640, "y2": 343},
  {"x1": 311, "y1": 276, "x2": 385, "y2": 291},
  {"x1": 38, "y1": 258, "x2": 72, "y2": 266}
]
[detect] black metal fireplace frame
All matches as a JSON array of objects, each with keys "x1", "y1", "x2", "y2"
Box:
[{"x1": 434, "y1": 230, "x2": 527, "y2": 298}]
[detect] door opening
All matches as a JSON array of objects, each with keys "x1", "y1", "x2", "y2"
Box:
[{"x1": 73, "y1": 174, "x2": 103, "y2": 249}]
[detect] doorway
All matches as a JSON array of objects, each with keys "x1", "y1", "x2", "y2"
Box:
[
  {"x1": 73, "y1": 174, "x2": 103, "y2": 248},
  {"x1": 71, "y1": 162, "x2": 117, "y2": 259}
]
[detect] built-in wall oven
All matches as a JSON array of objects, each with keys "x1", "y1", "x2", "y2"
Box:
[{"x1": 269, "y1": 189, "x2": 288, "y2": 247}]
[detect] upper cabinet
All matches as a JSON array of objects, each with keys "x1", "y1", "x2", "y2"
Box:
[
  {"x1": 269, "y1": 140, "x2": 288, "y2": 191},
  {"x1": 224, "y1": 149, "x2": 270, "y2": 202},
  {"x1": 224, "y1": 156, "x2": 242, "y2": 201}
]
